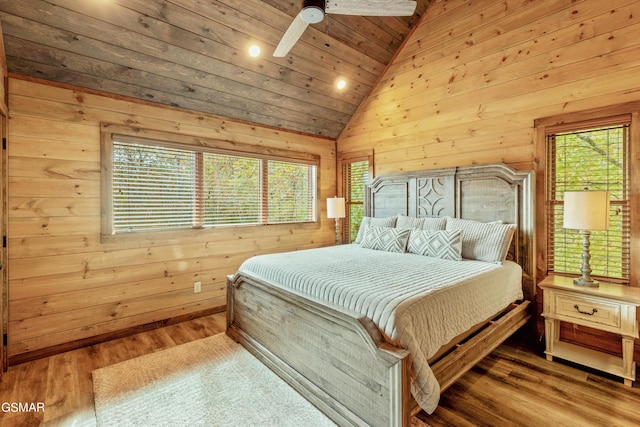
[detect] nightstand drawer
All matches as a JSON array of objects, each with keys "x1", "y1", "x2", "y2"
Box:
[{"x1": 554, "y1": 293, "x2": 621, "y2": 329}]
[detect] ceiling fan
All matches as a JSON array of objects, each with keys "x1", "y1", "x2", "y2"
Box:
[{"x1": 273, "y1": 0, "x2": 417, "y2": 57}]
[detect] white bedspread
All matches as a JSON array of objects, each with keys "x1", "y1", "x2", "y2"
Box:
[{"x1": 238, "y1": 244, "x2": 523, "y2": 414}]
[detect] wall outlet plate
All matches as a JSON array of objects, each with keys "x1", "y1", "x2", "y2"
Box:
[{"x1": 194, "y1": 281, "x2": 202, "y2": 293}]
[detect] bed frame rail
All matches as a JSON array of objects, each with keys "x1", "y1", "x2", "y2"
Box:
[{"x1": 430, "y1": 301, "x2": 531, "y2": 393}]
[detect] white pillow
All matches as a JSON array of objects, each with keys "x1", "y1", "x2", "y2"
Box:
[
  {"x1": 445, "y1": 217, "x2": 516, "y2": 263},
  {"x1": 407, "y1": 229, "x2": 463, "y2": 261},
  {"x1": 395, "y1": 214, "x2": 425, "y2": 230},
  {"x1": 396, "y1": 214, "x2": 447, "y2": 231},
  {"x1": 422, "y1": 216, "x2": 447, "y2": 230},
  {"x1": 360, "y1": 226, "x2": 410, "y2": 253},
  {"x1": 354, "y1": 216, "x2": 397, "y2": 243}
]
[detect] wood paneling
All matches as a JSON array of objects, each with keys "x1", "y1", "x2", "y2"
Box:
[
  {"x1": 0, "y1": 0, "x2": 431, "y2": 138},
  {"x1": 3, "y1": 0, "x2": 640, "y2": 374},
  {"x1": 6, "y1": 76, "x2": 336, "y2": 360},
  {"x1": 0, "y1": 18, "x2": 8, "y2": 376},
  {"x1": 338, "y1": 0, "x2": 640, "y2": 368},
  {"x1": 338, "y1": 0, "x2": 640, "y2": 173}
]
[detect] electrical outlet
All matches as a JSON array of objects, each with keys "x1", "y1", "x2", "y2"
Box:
[{"x1": 193, "y1": 281, "x2": 202, "y2": 293}]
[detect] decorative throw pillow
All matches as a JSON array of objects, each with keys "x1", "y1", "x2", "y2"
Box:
[
  {"x1": 445, "y1": 217, "x2": 516, "y2": 263},
  {"x1": 360, "y1": 226, "x2": 410, "y2": 253},
  {"x1": 407, "y1": 229, "x2": 463, "y2": 261},
  {"x1": 354, "y1": 216, "x2": 397, "y2": 244}
]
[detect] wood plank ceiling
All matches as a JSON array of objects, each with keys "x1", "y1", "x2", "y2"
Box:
[{"x1": 0, "y1": 0, "x2": 430, "y2": 138}]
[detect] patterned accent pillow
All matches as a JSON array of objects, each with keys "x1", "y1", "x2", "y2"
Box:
[
  {"x1": 422, "y1": 216, "x2": 447, "y2": 230},
  {"x1": 396, "y1": 215, "x2": 425, "y2": 230},
  {"x1": 445, "y1": 217, "x2": 516, "y2": 263},
  {"x1": 354, "y1": 216, "x2": 397, "y2": 244},
  {"x1": 407, "y1": 229, "x2": 463, "y2": 261},
  {"x1": 360, "y1": 226, "x2": 410, "y2": 253}
]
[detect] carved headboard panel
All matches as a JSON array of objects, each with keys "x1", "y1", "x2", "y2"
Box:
[{"x1": 365, "y1": 163, "x2": 536, "y2": 300}]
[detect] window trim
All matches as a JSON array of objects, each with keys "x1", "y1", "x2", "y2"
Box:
[
  {"x1": 100, "y1": 123, "x2": 320, "y2": 242},
  {"x1": 535, "y1": 103, "x2": 640, "y2": 286},
  {"x1": 546, "y1": 116, "x2": 630, "y2": 282},
  {"x1": 338, "y1": 150, "x2": 374, "y2": 244}
]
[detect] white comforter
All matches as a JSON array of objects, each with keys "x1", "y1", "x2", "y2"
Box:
[{"x1": 238, "y1": 244, "x2": 523, "y2": 413}]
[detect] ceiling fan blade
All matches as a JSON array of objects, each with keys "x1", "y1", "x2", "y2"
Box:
[
  {"x1": 326, "y1": 0, "x2": 417, "y2": 16},
  {"x1": 274, "y1": 13, "x2": 310, "y2": 57}
]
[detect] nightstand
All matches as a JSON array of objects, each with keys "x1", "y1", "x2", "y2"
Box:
[{"x1": 539, "y1": 274, "x2": 640, "y2": 386}]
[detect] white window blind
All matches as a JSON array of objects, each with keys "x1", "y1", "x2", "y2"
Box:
[
  {"x1": 110, "y1": 136, "x2": 317, "y2": 233},
  {"x1": 113, "y1": 143, "x2": 196, "y2": 231},
  {"x1": 266, "y1": 160, "x2": 317, "y2": 224},
  {"x1": 202, "y1": 153, "x2": 260, "y2": 226},
  {"x1": 546, "y1": 116, "x2": 630, "y2": 282}
]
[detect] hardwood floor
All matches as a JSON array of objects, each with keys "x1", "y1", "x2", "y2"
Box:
[
  {"x1": 0, "y1": 313, "x2": 228, "y2": 427},
  {"x1": 0, "y1": 313, "x2": 639, "y2": 426},
  {"x1": 421, "y1": 341, "x2": 640, "y2": 427}
]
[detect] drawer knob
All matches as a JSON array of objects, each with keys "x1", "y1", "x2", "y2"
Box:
[{"x1": 574, "y1": 304, "x2": 598, "y2": 316}]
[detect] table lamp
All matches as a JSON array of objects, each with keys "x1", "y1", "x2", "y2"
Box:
[
  {"x1": 327, "y1": 197, "x2": 345, "y2": 245},
  {"x1": 563, "y1": 190, "x2": 610, "y2": 287}
]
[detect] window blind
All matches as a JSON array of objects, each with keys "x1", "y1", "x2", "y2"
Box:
[
  {"x1": 113, "y1": 142, "x2": 196, "y2": 231},
  {"x1": 342, "y1": 160, "x2": 369, "y2": 243},
  {"x1": 202, "y1": 153, "x2": 260, "y2": 225},
  {"x1": 266, "y1": 160, "x2": 316, "y2": 224},
  {"x1": 111, "y1": 137, "x2": 317, "y2": 233},
  {"x1": 546, "y1": 117, "x2": 630, "y2": 282}
]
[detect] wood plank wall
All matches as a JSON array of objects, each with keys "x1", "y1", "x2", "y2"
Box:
[
  {"x1": 338, "y1": 0, "x2": 640, "y2": 359},
  {"x1": 339, "y1": 0, "x2": 640, "y2": 172},
  {"x1": 0, "y1": 20, "x2": 8, "y2": 375},
  {"x1": 6, "y1": 77, "x2": 336, "y2": 360}
]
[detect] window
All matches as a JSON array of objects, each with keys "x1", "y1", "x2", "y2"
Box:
[
  {"x1": 546, "y1": 115, "x2": 630, "y2": 282},
  {"x1": 103, "y1": 128, "x2": 318, "y2": 235},
  {"x1": 340, "y1": 153, "x2": 372, "y2": 243}
]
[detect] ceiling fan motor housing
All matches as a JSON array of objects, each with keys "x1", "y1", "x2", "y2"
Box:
[{"x1": 301, "y1": 0, "x2": 325, "y2": 24}]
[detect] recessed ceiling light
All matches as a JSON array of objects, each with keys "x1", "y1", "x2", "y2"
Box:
[
  {"x1": 249, "y1": 45, "x2": 261, "y2": 57},
  {"x1": 336, "y1": 79, "x2": 346, "y2": 90}
]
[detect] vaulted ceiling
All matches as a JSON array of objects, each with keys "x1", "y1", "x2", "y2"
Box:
[{"x1": 0, "y1": 0, "x2": 431, "y2": 138}]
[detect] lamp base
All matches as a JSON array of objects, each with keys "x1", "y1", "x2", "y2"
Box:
[
  {"x1": 573, "y1": 229, "x2": 599, "y2": 287},
  {"x1": 573, "y1": 277, "x2": 599, "y2": 288},
  {"x1": 334, "y1": 218, "x2": 342, "y2": 246}
]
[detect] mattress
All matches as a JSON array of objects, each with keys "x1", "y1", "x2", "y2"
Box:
[{"x1": 238, "y1": 244, "x2": 523, "y2": 413}]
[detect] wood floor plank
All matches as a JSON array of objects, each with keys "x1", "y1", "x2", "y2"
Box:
[
  {"x1": 426, "y1": 341, "x2": 640, "y2": 427},
  {"x1": 493, "y1": 345, "x2": 640, "y2": 418},
  {"x1": 0, "y1": 313, "x2": 639, "y2": 427},
  {"x1": 93, "y1": 337, "x2": 136, "y2": 368},
  {"x1": 121, "y1": 330, "x2": 170, "y2": 359},
  {"x1": 1, "y1": 358, "x2": 48, "y2": 427}
]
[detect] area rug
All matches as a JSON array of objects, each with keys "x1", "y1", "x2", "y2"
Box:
[{"x1": 92, "y1": 333, "x2": 336, "y2": 426}]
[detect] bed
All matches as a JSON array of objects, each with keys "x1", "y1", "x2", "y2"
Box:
[{"x1": 226, "y1": 163, "x2": 535, "y2": 426}]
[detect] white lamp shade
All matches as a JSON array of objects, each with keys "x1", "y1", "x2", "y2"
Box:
[
  {"x1": 563, "y1": 191, "x2": 610, "y2": 230},
  {"x1": 327, "y1": 197, "x2": 345, "y2": 219}
]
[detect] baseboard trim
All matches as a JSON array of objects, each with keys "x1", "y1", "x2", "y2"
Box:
[{"x1": 8, "y1": 305, "x2": 226, "y2": 366}]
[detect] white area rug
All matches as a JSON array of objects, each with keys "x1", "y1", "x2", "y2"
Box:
[{"x1": 92, "y1": 333, "x2": 336, "y2": 427}]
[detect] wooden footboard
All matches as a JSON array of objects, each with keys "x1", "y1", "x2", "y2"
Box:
[
  {"x1": 226, "y1": 272, "x2": 411, "y2": 427},
  {"x1": 227, "y1": 273, "x2": 531, "y2": 426}
]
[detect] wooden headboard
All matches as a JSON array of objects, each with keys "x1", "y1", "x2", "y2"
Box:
[{"x1": 365, "y1": 163, "x2": 536, "y2": 300}]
